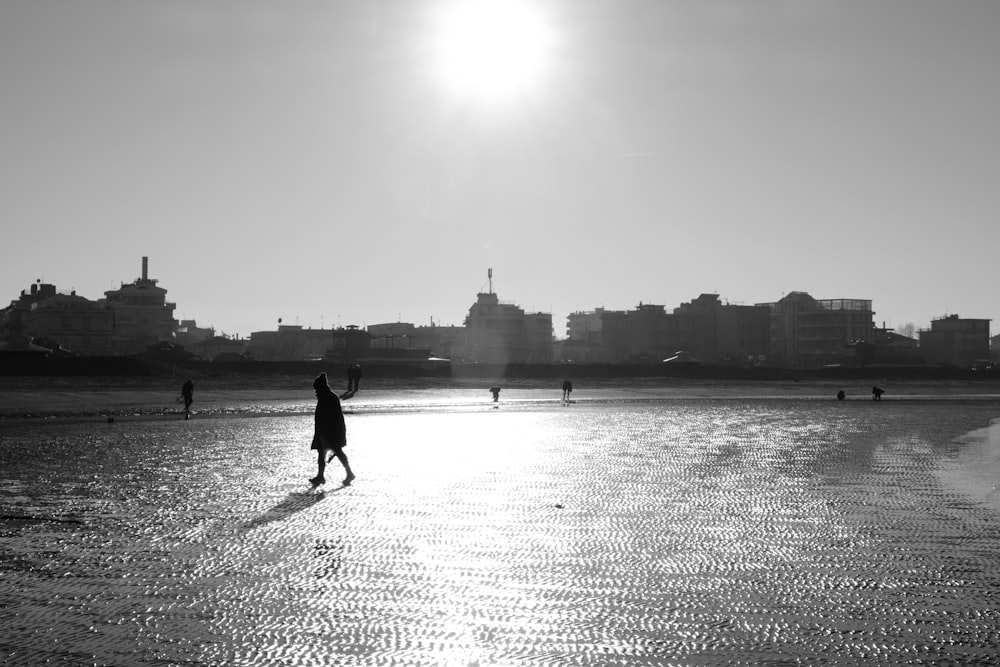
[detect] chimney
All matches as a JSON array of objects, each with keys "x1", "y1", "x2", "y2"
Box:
[{"x1": 142, "y1": 256, "x2": 148, "y2": 281}]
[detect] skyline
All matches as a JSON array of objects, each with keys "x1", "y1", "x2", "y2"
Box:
[{"x1": 2, "y1": 1, "x2": 999, "y2": 337}]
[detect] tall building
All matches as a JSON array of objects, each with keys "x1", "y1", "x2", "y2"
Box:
[
  {"x1": 760, "y1": 292, "x2": 873, "y2": 369},
  {"x1": 461, "y1": 269, "x2": 552, "y2": 364},
  {"x1": 101, "y1": 257, "x2": 178, "y2": 355},
  {"x1": 919, "y1": 315, "x2": 990, "y2": 368}
]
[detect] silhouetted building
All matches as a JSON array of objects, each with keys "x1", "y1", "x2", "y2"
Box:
[
  {"x1": 366, "y1": 322, "x2": 432, "y2": 362},
  {"x1": 368, "y1": 321, "x2": 462, "y2": 360},
  {"x1": 1, "y1": 281, "x2": 114, "y2": 355},
  {"x1": 101, "y1": 257, "x2": 178, "y2": 355},
  {"x1": 249, "y1": 324, "x2": 337, "y2": 361},
  {"x1": 460, "y1": 270, "x2": 553, "y2": 364},
  {"x1": 624, "y1": 303, "x2": 670, "y2": 363},
  {"x1": 187, "y1": 335, "x2": 250, "y2": 362},
  {"x1": 326, "y1": 325, "x2": 372, "y2": 364},
  {"x1": 175, "y1": 319, "x2": 215, "y2": 348},
  {"x1": 525, "y1": 312, "x2": 553, "y2": 363},
  {"x1": 667, "y1": 294, "x2": 770, "y2": 365},
  {"x1": 562, "y1": 308, "x2": 617, "y2": 363},
  {"x1": 760, "y1": 292, "x2": 873, "y2": 369},
  {"x1": 919, "y1": 315, "x2": 991, "y2": 368},
  {"x1": 850, "y1": 327, "x2": 921, "y2": 366}
]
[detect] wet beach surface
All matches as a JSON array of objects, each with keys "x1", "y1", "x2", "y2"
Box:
[{"x1": 2, "y1": 380, "x2": 1000, "y2": 665}]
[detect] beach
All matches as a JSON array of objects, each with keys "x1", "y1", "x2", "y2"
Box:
[
  {"x1": 3, "y1": 375, "x2": 999, "y2": 421},
  {"x1": 2, "y1": 380, "x2": 1000, "y2": 665}
]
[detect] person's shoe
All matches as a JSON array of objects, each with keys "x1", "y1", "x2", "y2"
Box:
[
  {"x1": 342, "y1": 473, "x2": 356, "y2": 486},
  {"x1": 310, "y1": 475, "x2": 325, "y2": 486}
]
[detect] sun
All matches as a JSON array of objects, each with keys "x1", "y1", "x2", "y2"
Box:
[{"x1": 430, "y1": 0, "x2": 553, "y2": 104}]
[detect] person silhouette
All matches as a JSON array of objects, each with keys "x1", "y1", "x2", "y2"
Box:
[
  {"x1": 347, "y1": 362, "x2": 362, "y2": 393},
  {"x1": 311, "y1": 372, "x2": 355, "y2": 486},
  {"x1": 562, "y1": 380, "x2": 573, "y2": 402},
  {"x1": 872, "y1": 386, "x2": 885, "y2": 401},
  {"x1": 490, "y1": 386, "x2": 501, "y2": 403},
  {"x1": 181, "y1": 379, "x2": 194, "y2": 418}
]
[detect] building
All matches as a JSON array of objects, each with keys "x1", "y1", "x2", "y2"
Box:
[
  {"x1": 367, "y1": 321, "x2": 463, "y2": 360},
  {"x1": 624, "y1": 303, "x2": 670, "y2": 363},
  {"x1": 187, "y1": 335, "x2": 251, "y2": 362},
  {"x1": 326, "y1": 326, "x2": 372, "y2": 364},
  {"x1": 850, "y1": 327, "x2": 921, "y2": 366},
  {"x1": 667, "y1": 294, "x2": 770, "y2": 365},
  {"x1": 175, "y1": 320, "x2": 215, "y2": 348},
  {"x1": 460, "y1": 270, "x2": 553, "y2": 364},
  {"x1": 1, "y1": 281, "x2": 114, "y2": 355},
  {"x1": 248, "y1": 324, "x2": 337, "y2": 361},
  {"x1": 561, "y1": 309, "x2": 612, "y2": 363},
  {"x1": 760, "y1": 292, "x2": 873, "y2": 369},
  {"x1": 101, "y1": 257, "x2": 178, "y2": 355},
  {"x1": 524, "y1": 312, "x2": 554, "y2": 363},
  {"x1": 919, "y1": 315, "x2": 991, "y2": 368}
]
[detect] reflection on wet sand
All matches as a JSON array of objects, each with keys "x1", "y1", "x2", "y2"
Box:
[{"x1": 1, "y1": 394, "x2": 999, "y2": 665}]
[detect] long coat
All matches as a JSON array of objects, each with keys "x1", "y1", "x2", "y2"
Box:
[{"x1": 313, "y1": 387, "x2": 346, "y2": 448}]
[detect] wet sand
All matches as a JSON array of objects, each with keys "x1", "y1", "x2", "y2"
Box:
[
  {"x1": 2, "y1": 394, "x2": 999, "y2": 665},
  {"x1": 3, "y1": 375, "x2": 999, "y2": 421}
]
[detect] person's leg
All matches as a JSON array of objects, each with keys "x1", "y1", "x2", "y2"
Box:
[
  {"x1": 313, "y1": 448, "x2": 327, "y2": 483},
  {"x1": 333, "y1": 449, "x2": 355, "y2": 484}
]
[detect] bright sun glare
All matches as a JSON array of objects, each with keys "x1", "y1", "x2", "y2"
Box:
[{"x1": 431, "y1": 0, "x2": 553, "y2": 104}]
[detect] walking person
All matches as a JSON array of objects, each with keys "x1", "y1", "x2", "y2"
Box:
[
  {"x1": 562, "y1": 380, "x2": 573, "y2": 402},
  {"x1": 347, "y1": 362, "x2": 362, "y2": 393},
  {"x1": 311, "y1": 372, "x2": 355, "y2": 486},
  {"x1": 181, "y1": 379, "x2": 194, "y2": 418}
]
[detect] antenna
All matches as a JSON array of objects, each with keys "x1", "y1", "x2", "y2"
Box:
[{"x1": 488, "y1": 268, "x2": 493, "y2": 294}]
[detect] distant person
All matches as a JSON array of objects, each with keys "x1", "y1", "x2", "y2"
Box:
[
  {"x1": 181, "y1": 379, "x2": 194, "y2": 417},
  {"x1": 872, "y1": 385, "x2": 885, "y2": 401},
  {"x1": 311, "y1": 372, "x2": 355, "y2": 486},
  {"x1": 837, "y1": 390, "x2": 846, "y2": 401},
  {"x1": 562, "y1": 380, "x2": 573, "y2": 401},
  {"x1": 490, "y1": 385, "x2": 501, "y2": 403},
  {"x1": 347, "y1": 362, "x2": 362, "y2": 392}
]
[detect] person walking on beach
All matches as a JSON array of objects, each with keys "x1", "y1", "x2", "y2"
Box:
[
  {"x1": 872, "y1": 385, "x2": 885, "y2": 401},
  {"x1": 562, "y1": 380, "x2": 573, "y2": 402},
  {"x1": 490, "y1": 385, "x2": 501, "y2": 403},
  {"x1": 311, "y1": 372, "x2": 355, "y2": 486},
  {"x1": 347, "y1": 362, "x2": 362, "y2": 393},
  {"x1": 181, "y1": 379, "x2": 194, "y2": 418}
]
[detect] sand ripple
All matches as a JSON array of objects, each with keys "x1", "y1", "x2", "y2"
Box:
[{"x1": 2, "y1": 399, "x2": 999, "y2": 665}]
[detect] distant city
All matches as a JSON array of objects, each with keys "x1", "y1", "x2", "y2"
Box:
[{"x1": 1, "y1": 257, "x2": 996, "y2": 371}]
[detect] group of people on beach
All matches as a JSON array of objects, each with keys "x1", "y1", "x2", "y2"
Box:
[{"x1": 177, "y1": 368, "x2": 891, "y2": 488}]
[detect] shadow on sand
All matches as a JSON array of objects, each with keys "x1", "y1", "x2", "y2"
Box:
[{"x1": 240, "y1": 485, "x2": 347, "y2": 532}]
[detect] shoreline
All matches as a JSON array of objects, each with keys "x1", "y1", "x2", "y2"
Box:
[{"x1": 3, "y1": 376, "x2": 999, "y2": 423}]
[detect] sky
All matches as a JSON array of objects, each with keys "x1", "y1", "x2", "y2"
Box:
[{"x1": 2, "y1": 0, "x2": 998, "y2": 339}]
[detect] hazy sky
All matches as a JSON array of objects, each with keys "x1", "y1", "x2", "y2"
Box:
[{"x1": 2, "y1": 1, "x2": 998, "y2": 337}]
